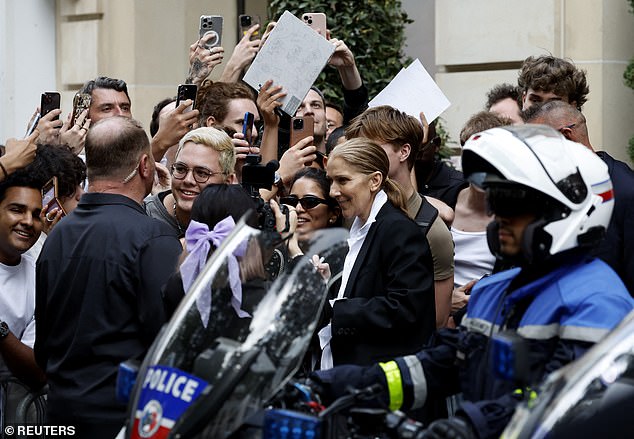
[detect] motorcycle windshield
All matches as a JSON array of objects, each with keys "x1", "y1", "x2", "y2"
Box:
[
  {"x1": 126, "y1": 216, "x2": 349, "y2": 439},
  {"x1": 502, "y1": 309, "x2": 634, "y2": 439}
]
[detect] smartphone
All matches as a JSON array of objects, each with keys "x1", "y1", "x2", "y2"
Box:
[
  {"x1": 41, "y1": 176, "x2": 67, "y2": 217},
  {"x1": 242, "y1": 112, "x2": 255, "y2": 146},
  {"x1": 290, "y1": 115, "x2": 314, "y2": 146},
  {"x1": 199, "y1": 15, "x2": 223, "y2": 49},
  {"x1": 239, "y1": 14, "x2": 261, "y2": 40},
  {"x1": 302, "y1": 13, "x2": 327, "y2": 38},
  {"x1": 41, "y1": 92, "x2": 61, "y2": 120},
  {"x1": 176, "y1": 84, "x2": 198, "y2": 113},
  {"x1": 71, "y1": 92, "x2": 92, "y2": 126}
]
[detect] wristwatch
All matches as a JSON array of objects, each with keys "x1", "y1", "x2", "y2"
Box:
[
  {"x1": 273, "y1": 171, "x2": 286, "y2": 196},
  {"x1": 0, "y1": 321, "x2": 9, "y2": 339}
]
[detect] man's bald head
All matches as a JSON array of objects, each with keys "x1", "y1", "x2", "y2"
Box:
[
  {"x1": 86, "y1": 116, "x2": 151, "y2": 182},
  {"x1": 523, "y1": 100, "x2": 592, "y2": 150}
]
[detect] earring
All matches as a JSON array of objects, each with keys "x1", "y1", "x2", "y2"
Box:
[{"x1": 329, "y1": 218, "x2": 336, "y2": 224}]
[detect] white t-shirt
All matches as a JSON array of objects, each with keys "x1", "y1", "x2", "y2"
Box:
[
  {"x1": 451, "y1": 227, "x2": 496, "y2": 287},
  {"x1": 0, "y1": 253, "x2": 37, "y2": 375}
]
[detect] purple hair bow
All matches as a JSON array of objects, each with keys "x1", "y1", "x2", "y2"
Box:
[{"x1": 180, "y1": 216, "x2": 250, "y2": 327}]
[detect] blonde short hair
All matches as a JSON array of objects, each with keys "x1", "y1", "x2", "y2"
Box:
[{"x1": 176, "y1": 127, "x2": 236, "y2": 175}]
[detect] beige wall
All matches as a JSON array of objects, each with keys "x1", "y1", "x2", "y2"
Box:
[
  {"x1": 56, "y1": 0, "x2": 243, "y2": 134},
  {"x1": 52, "y1": 1, "x2": 633, "y2": 164},
  {"x1": 434, "y1": 0, "x2": 634, "y2": 164}
]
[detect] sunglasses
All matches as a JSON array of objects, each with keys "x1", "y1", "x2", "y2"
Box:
[
  {"x1": 279, "y1": 195, "x2": 330, "y2": 210},
  {"x1": 486, "y1": 185, "x2": 543, "y2": 217}
]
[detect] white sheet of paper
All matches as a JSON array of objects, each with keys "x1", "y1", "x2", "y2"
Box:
[
  {"x1": 368, "y1": 59, "x2": 451, "y2": 122},
  {"x1": 243, "y1": 11, "x2": 335, "y2": 116}
]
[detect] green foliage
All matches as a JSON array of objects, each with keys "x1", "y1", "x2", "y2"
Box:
[
  {"x1": 267, "y1": 0, "x2": 413, "y2": 104},
  {"x1": 629, "y1": 136, "x2": 634, "y2": 163},
  {"x1": 625, "y1": 57, "x2": 634, "y2": 90}
]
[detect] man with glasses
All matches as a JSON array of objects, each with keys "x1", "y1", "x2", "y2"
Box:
[
  {"x1": 145, "y1": 127, "x2": 237, "y2": 238},
  {"x1": 35, "y1": 116, "x2": 182, "y2": 438}
]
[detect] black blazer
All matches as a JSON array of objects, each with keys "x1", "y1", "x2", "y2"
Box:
[{"x1": 330, "y1": 201, "x2": 436, "y2": 366}]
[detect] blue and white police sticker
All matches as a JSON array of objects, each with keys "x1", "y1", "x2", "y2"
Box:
[{"x1": 131, "y1": 365, "x2": 208, "y2": 439}]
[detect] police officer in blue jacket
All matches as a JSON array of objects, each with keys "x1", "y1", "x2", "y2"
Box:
[{"x1": 312, "y1": 125, "x2": 634, "y2": 439}]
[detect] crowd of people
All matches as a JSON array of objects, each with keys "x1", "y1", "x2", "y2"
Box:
[{"x1": 1, "y1": 14, "x2": 633, "y2": 439}]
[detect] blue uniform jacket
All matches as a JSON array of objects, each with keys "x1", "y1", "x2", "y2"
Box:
[{"x1": 314, "y1": 258, "x2": 634, "y2": 439}]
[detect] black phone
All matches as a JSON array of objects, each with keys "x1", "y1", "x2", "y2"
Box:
[
  {"x1": 242, "y1": 112, "x2": 255, "y2": 146},
  {"x1": 41, "y1": 176, "x2": 66, "y2": 217},
  {"x1": 41, "y1": 92, "x2": 61, "y2": 120},
  {"x1": 176, "y1": 84, "x2": 198, "y2": 113}
]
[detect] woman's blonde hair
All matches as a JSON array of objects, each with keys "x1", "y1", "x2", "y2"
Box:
[{"x1": 329, "y1": 138, "x2": 407, "y2": 213}]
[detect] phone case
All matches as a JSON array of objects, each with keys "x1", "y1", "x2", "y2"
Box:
[
  {"x1": 199, "y1": 15, "x2": 223, "y2": 49},
  {"x1": 72, "y1": 93, "x2": 92, "y2": 126},
  {"x1": 242, "y1": 112, "x2": 255, "y2": 145},
  {"x1": 41, "y1": 176, "x2": 67, "y2": 216},
  {"x1": 290, "y1": 115, "x2": 314, "y2": 146},
  {"x1": 41, "y1": 92, "x2": 61, "y2": 120},
  {"x1": 239, "y1": 14, "x2": 261, "y2": 40},
  {"x1": 302, "y1": 13, "x2": 327, "y2": 38},
  {"x1": 176, "y1": 84, "x2": 198, "y2": 112}
]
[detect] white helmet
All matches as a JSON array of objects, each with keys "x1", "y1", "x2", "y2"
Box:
[{"x1": 462, "y1": 124, "x2": 613, "y2": 264}]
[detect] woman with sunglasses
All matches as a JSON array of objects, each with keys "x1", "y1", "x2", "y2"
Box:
[
  {"x1": 145, "y1": 127, "x2": 236, "y2": 239},
  {"x1": 318, "y1": 138, "x2": 436, "y2": 369},
  {"x1": 280, "y1": 167, "x2": 342, "y2": 251}
]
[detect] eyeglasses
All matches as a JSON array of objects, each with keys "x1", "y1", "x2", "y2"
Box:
[
  {"x1": 171, "y1": 162, "x2": 224, "y2": 183},
  {"x1": 279, "y1": 194, "x2": 330, "y2": 210}
]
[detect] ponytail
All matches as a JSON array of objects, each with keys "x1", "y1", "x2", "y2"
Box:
[{"x1": 383, "y1": 177, "x2": 408, "y2": 215}]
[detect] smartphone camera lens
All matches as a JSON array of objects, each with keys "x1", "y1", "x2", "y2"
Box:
[
  {"x1": 241, "y1": 16, "x2": 251, "y2": 26},
  {"x1": 293, "y1": 119, "x2": 304, "y2": 130},
  {"x1": 308, "y1": 19, "x2": 313, "y2": 24}
]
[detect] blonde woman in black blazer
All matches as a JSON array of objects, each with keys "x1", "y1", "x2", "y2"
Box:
[{"x1": 321, "y1": 138, "x2": 436, "y2": 367}]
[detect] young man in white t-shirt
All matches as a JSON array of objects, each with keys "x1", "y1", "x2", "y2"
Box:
[{"x1": 0, "y1": 171, "x2": 47, "y2": 419}]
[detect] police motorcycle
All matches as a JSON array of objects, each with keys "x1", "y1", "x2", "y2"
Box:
[
  {"x1": 501, "y1": 308, "x2": 634, "y2": 439},
  {"x1": 116, "y1": 211, "x2": 350, "y2": 439}
]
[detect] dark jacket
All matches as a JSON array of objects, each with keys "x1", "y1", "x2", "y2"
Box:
[
  {"x1": 35, "y1": 193, "x2": 182, "y2": 423},
  {"x1": 595, "y1": 151, "x2": 634, "y2": 295},
  {"x1": 330, "y1": 201, "x2": 436, "y2": 366}
]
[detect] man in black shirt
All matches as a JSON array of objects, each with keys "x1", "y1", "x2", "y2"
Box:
[{"x1": 35, "y1": 117, "x2": 182, "y2": 438}]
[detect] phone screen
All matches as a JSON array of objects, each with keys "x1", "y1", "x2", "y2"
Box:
[
  {"x1": 242, "y1": 112, "x2": 255, "y2": 146},
  {"x1": 42, "y1": 184, "x2": 56, "y2": 209}
]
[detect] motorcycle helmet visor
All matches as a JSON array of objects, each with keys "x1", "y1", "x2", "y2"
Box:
[{"x1": 486, "y1": 184, "x2": 547, "y2": 217}]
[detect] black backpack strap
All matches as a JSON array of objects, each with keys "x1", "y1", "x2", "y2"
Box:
[{"x1": 415, "y1": 196, "x2": 439, "y2": 236}]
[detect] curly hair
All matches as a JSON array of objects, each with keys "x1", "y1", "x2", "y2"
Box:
[
  {"x1": 27, "y1": 145, "x2": 87, "y2": 198},
  {"x1": 197, "y1": 81, "x2": 256, "y2": 127},
  {"x1": 485, "y1": 83, "x2": 521, "y2": 110},
  {"x1": 517, "y1": 55, "x2": 589, "y2": 109}
]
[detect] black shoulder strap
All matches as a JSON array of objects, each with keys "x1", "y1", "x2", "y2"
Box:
[{"x1": 415, "y1": 196, "x2": 439, "y2": 236}]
